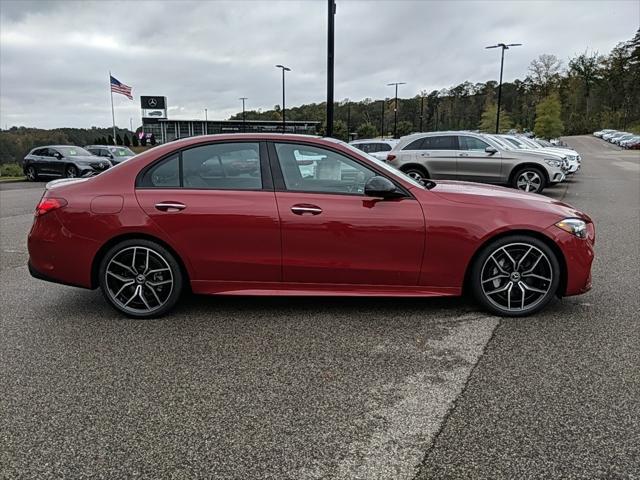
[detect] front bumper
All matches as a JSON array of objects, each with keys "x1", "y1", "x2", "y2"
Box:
[{"x1": 545, "y1": 223, "x2": 595, "y2": 296}]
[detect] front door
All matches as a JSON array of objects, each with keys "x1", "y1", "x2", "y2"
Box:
[
  {"x1": 456, "y1": 135, "x2": 503, "y2": 183},
  {"x1": 135, "y1": 141, "x2": 281, "y2": 283},
  {"x1": 414, "y1": 135, "x2": 459, "y2": 179},
  {"x1": 270, "y1": 141, "x2": 425, "y2": 286}
]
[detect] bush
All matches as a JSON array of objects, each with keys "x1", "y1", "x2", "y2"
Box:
[{"x1": 0, "y1": 163, "x2": 24, "y2": 177}]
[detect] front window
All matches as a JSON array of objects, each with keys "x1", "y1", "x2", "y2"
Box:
[
  {"x1": 109, "y1": 147, "x2": 135, "y2": 157},
  {"x1": 56, "y1": 146, "x2": 92, "y2": 156},
  {"x1": 459, "y1": 136, "x2": 490, "y2": 151},
  {"x1": 274, "y1": 143, "x2": 376, "y2": 195}
]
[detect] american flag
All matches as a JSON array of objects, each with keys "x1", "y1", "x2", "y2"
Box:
[{"x1": 110, "y1": 75, "x2": 133, "y2": 100}]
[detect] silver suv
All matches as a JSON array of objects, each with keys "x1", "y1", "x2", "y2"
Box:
[{"x1": 386, "y1": 131, "x2": 566, "y2": 193}]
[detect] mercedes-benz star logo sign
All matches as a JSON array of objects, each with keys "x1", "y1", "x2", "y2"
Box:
[{"x1": 148, "y1": 98, "x2": 158, "y2": 107}]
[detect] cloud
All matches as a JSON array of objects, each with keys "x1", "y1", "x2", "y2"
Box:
[{"x1": 1, "y1": 0, "x2": 638, "y2": 128}]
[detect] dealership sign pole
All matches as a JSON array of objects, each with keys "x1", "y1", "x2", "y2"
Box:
[{"x1": 109, "y1": 72, "x2": 117, "y2": 145}]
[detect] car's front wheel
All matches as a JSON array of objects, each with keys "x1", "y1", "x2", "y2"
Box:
[
  {"x1": 65, "y1": 165, "x2": 78, "y2": 178},
  {"x1": 470, "y1": 235, "x2": 561, "y2": 317},
  {"x1": 401, "y1": 166, "x2": 429, "y2": 183},
  {"x1": 99, "y1": 239, "x2": 183, "y2": 318},
  {"x1": 512, "y1": 167, "x2": 546, "y2": 193},
  {"x1": 25, "y1": 165, "x2": 39, "y2": 181}
]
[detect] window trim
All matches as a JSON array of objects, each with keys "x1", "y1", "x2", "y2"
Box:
[
  {"x1": 267, "y1": 140, "x2": 412, "y2": 199},
  {"x1": 135, "y1": 140, "x2": 273, "y2": 191}
]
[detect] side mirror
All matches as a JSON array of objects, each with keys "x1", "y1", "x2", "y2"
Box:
[
  {"x1": 54, "y1": 152, "x2": 63, "y2": 159},
  {"x1": 364, "y1": 176, "x2": 404, "y2": 199},
  {"x1": 485, "y1": 146, "x2": 498, "y2": 155}
]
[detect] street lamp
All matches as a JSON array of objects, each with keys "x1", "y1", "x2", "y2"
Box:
[
  {"x1": 387, "y1": 82, "x2": 406, "y2": 138},
  {"x1": 275, "y1": 65, "x2": 291, "y2": 133},
  {"x1": 326, "y1": 0, "x2": 336, "y2": 137},
  {"x1": 204, "y1": 108, "x2": 208, "y2": 135},
  {"x1": 239, "y1": 97, "x2": 248, "y2": 132},
  {"x1": 486, "y1": 43, "x2": 522, "y2": 133}
]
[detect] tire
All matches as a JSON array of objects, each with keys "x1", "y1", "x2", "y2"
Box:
[
  {"x1": 25, "y1": 165, "x2": 39, "y2": 181},
  {"x1": 470, "y1": 235, "x2": 561, "y2": 317},
  {"x1": 512, "y1": 166, "x2": 546, "y2": 194},
  {"x1": 401, "y1": 166, "x2": 429, "y2": 183},
  {"x1": 65, "y1": 165, "x2": 79, "y2": 178},
  {"x1": 99, "y1": 239, "x2": 184, "y2": 318}
]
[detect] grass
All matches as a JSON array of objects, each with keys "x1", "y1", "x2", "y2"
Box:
[{"x1": 0, "y1": 163, "x2": 24, "y2": 179}]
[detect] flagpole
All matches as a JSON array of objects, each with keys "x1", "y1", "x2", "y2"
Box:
[{"x1": 109, "y1": 71, "x2": 116, "y2": 145}]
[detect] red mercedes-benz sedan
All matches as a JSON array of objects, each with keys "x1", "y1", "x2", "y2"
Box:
[{"x1": 28, "y1": 134, "x2": 595, "y2": 318}]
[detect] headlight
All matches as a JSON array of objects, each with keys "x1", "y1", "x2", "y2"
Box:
[
  {"x1": 555, "y1": 218, "x2": 588, "y2": 238},
  {"x1": 544, "y1": 158, "x2": 562, "y2": 168}
]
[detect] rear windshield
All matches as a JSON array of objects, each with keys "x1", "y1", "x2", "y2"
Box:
[{"x1": 110, "y1": 147, "x2": 135, "y2": 156}]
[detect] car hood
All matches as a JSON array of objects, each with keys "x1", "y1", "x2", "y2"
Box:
[
  {"x1": 510, "y1": 149, "x2": 565, "y2": 159},
  {"x1": 428, "y1": 180, "x2": 590, "y2": 221},
  {"x1": 68, "y1": 155, "x2": 103, "y2": 162}
]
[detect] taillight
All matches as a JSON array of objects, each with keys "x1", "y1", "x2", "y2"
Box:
[
  {"x1": 387, "y1": 154, "x2": 396, "y2": 162},
  {"x1": 35, "y1": 197, "x2": 67, "y2": 216}
]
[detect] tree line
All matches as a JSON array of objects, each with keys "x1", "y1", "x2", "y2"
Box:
[
  {"x1": 2, "y1": 29, "x2": 638, "y2": 164},
  {"x1": 230, "y1": 29, "x2": 640, "y2": 140}
]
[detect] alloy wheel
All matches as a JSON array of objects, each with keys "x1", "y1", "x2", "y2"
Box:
[
  {"x1": 104, "y1": 246, "x2": 174, "y2": 315},
  {"x1": 405, "y1": 170, "x2": 425, "y2": 182},
  {"x1": 480, "y1": 242, "x2": 553, "y2": 313},
  {"x1": 26, "y1": 166, "x2": 36, "y2": 181},
  {"x1": 516, "y1": 171, "x2": 542, "y2": 193},
  {"x1": 66, "y1": 166, "x2": 77, "y2": 178}
]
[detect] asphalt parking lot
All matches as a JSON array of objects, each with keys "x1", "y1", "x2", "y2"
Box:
[{"x1": 1, "y1": 135, "x2": 638, "y2": 479}]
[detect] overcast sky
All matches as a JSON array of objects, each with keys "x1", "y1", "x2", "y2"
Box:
[{"x1": 1, "y1": 0, "x2": 638, "y2": 129}]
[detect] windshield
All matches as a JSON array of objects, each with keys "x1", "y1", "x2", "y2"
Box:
[
  {"x1": 57, "y1": 146, "x2": 92, "y2": 156},
  {"x1": 339, "y1": 141, "x2": 427, "y2": 189},
  {"x1": 109, "y1": 147, "x2": 135, "y2": 156},
  {"x1": 536, "y1": 139, "x2": 553, "y2": 147},
  {"x1": 486, "y1": 135, "x2": 513, "y2": 150},
  {"x1": 518, "y1": 137, "x2": 541, "y2": 148}
]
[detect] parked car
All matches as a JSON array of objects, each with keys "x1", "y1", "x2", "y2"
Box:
[
  {"x1": 602, "y1": 131, "x2": 627, "y2": 142},
  {"x1": 22, "y1": 145, "x2": 110, "y2": 181},
  {"x1": 611, "y1": 133, "x2": 635, "y2": 145},
  {"x1": 593, "y1": 129, "x2": 615, "y2": 138},
  {"x1": 28, "y1": 134, "x2": 594, "y2": 318},
  {"x1": 386, "y1": 131, "x2": 566, "y2": 193},
  {"x1": 85, "y1": 145, "x2": 136, "y2": 165},
  {"x1": 499, "y1": 135, "x2": 581, "y2": 174},
  {"x1": 350, "y1": 139, "x2": 399, "y2": 161},
  {"x1": 621, "y1": 136, "x2": 640, "y2": 149}
]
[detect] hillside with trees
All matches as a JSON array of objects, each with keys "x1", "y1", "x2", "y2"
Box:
[
  {"x1": 1, "y1": 30, "x2": 638, "y2": 164},
  {"x1": 230, "y1": 30, "x2": 639, "y2": 139}
]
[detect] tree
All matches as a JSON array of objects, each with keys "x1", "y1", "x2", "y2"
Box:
[
  {"x1": 534, "y1": 94, "x2": 564, "y2": 139},
  {"x1": 132, "y1": 134, "x2": 139, "y2": 147},
  {"x1": 123, "y1": 135, "x2": 131, "y2": 147},
  {"x1": 528, "y1": 54, "x2": 563, "y2": 96},
  {"x1": 479, "y1": 102, "x2": 512, "y2": 133},
  {"x1": 149, "y1": 134, "x2": 156, "y2": 146},
  {"x1": 115, "y1": 134, "x2": 123, "y2": 146},
  {"x1": 107, "y1": 135, "x2": 114, "y2": 145},
  {"x1": 396, "y1": 120, "x2": 414, "y2": 137},
  {"x1": 356, "y1": 122, "x2": 378, "y2": 139}
]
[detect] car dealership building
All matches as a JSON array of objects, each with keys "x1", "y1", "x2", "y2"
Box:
[{"x1": 140, "y1": 95, "x2": 320, "y2": 144}]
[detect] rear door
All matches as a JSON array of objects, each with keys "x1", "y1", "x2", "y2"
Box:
[
  {"x1": 269, "y1": 141, "x2": 425, "y2": 286},
  {"x1": 135, "y1": 141, "x2": 281, "y2": 284},
  {"x1": 456, "y1": 135, "x2": 503, "y2": 183},
  {"x1": 407, "y1": 135, "x2": 458, "y2": 179}
]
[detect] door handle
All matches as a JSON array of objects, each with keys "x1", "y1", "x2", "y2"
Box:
[
  {"x1": 291, "y1": 204, "x2": 322, "y2": 215},
  {"x1": 420, "y1": 153, "x2": 430, "y2": 157},
  {"x1": 155, "y1": 202, "x2": 186, "y2": 212},
  {"x1": 458, "y1": 153, "x2": 469, "y2": 157}
]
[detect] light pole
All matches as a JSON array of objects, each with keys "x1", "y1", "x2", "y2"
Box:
[
  {"x1": 387, "y1": 82, "x2": 406, "y2": 138},
  {"x1": 275, "y1": 65, "x2": 291, "y2": 133},
  {"x1": 326, "y1": 0, "x2": 336, "y2": 137},
  {"x1": 380, "y1": 99, "x2": 386, "y2": 138},
  {"x1": 204, "y1": 108, "x2": 208, "y2": 135},
  {"x1": 486, "y1": 43, "x2": 522, "y2": 133},
  {"x1": 419, "y1": 94, "x2": 425, "y2": 132},
  {"x1": 239, "y1": 97, "x2": 248, "y2": 132}
]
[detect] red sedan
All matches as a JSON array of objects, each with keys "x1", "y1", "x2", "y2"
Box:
[{"x1": 28, "y1": 134, "x2": 595, "y2": 318}]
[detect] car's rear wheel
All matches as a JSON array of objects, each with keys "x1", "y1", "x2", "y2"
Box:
[
  {"x1": 65, "y1": 165, "x2": 78, "y2": 178},
  {"x1": 401, "y1": 166, "x2": 429, "y2": 183},
  {"x1": 25, "y1": 165, "x2": 39, "y2": 181},
  {"x1": 512, "y1": 167, "x2": 546, "y2": 193},
  {"x1": 470, "y1": 235, "x2": 560, "y2": 317},
  {"x1": 99, "y1": 239, "x2": 183, "y2": 318}
]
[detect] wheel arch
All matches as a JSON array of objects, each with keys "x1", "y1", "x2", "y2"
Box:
[
  {"x1": 91, "y1": 232, "x2": 191, "y2": 290},
  {"x1": 462, "y1": 229, "x2": 568, "y2": 297},
  {"x1": 508, "y1": 163, "x2": 550, "y2": 185}
]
